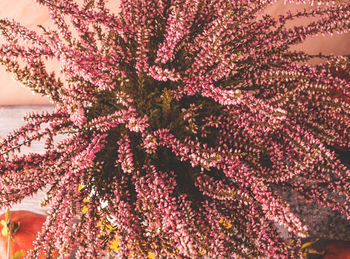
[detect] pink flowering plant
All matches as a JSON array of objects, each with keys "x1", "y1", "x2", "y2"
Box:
[{"x1": 0, "y1": 0, "x2": 350, "y2": 258}]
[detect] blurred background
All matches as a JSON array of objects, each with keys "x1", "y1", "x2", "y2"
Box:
[{"x1": 0, "y1": 0, "x2": 120, "y2": 106}]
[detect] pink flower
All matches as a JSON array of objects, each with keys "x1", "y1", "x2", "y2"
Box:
[
  {"x1": 70, "y1": 106, "x2": 86, "y2": 126},
  {"x1": 0, "y1": 0, "x2": 349, "y2": 258}
]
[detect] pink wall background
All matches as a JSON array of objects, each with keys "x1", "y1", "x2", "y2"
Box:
[{"x1": 0, "y1": 0, "x2": 349, "y2": 105}]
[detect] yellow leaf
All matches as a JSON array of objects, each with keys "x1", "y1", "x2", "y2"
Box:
[
  {"x1": 5, "y1": 210, "x2": 9, "y2": 222},
  {"x1": 1, "y1": 220, "x2": 8, "y2": 237},
  {"x1": 224, "y1": 222, "x2": 232, "y2": 229},
  {"x1": 300, "y1": 238, "x2": 319, "y2": 252},
  {"x1": 81, "y1": 205, "x2": 88, "y2": 214},
  {"x1": 12, "y1": 250, "x2": 26, "y2": 259},
  {"x1": 219, "y1": 218, "x2": 233, "y2": 229},
  {"x1": 198, "y1": 247, "x2": 206, "y2": 254},
  {"x1": 148, "y1": 251, "x2": 156, "y2": 259},
  {"x1": 106, "y1": 223, "x2": 114, "y2": 231},
  {"x1": 110, "y1": 235, "x2": 121, "y2": 252}
]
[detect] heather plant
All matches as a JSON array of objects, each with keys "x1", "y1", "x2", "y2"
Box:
[{"x1": 0, "y1": 0, "x2": 349, "y2": 258}]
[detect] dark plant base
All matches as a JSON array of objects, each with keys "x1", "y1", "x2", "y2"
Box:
[{"x1": 282, "y1": 190, "x2": 350, "y2": 241}]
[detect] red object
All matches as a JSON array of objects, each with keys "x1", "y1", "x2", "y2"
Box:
[
  {"x1": 323, "y1": 241, "x2": 350, "y2": 259},
  {"x1": 0, "y1": 210, "x2": 48, "y2": 259}
]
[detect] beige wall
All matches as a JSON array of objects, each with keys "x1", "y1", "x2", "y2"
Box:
[
  {"x1": 0, "y1": 0, "x2": 349, "y2": 105},
  {"x1": 265, "y1": 1, "x2": 350, "y2": 55},
  {"x1": 0, "y1": 1, "x2": 52, "y2": 105}
]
